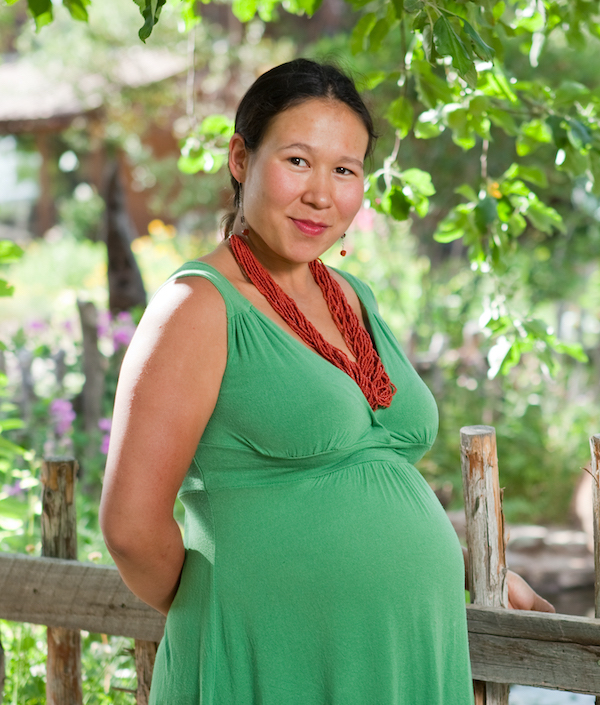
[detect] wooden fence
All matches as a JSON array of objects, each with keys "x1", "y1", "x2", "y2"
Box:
[{"x1": 1, "y1": 428, "x2": 600, "y2": 704}]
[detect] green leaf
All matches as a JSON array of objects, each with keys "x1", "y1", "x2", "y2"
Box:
[
  {"x1": 0, "y1": 241, "x2": 24, "y2": 264},
  {"x1": 474, "y1": 196, "x2": 498, "y2": 233},
  {"x1": 136, "y1": 0, "x2": 167, "y2": 41},
  {"x1": 414, "y1": 63, "x2": 454, "y2": 108},
  {"x1": 0, "y1": 280, "x2": 15, "y2": 298},
  {"x1": 27, "y1": 0, "x2": 53, "y2": 30},
  {"x1": 380, "y1": 185, "x2": 411, "y2": 220},
  {"x1": 199, "y1": 114, "x2": 235, "y2": 138},
  {"x1": 525, "y1": 199, "x2": 565, "y2": 234},
  {"x1": 232, "y1": 0, "x2": 258, "y2": 22},
  {"x1": 63, "y1": 0, "x2": 91, "y2": 22},
  {"x1": 369, "y1": 17, "x2": 393, "y2": 52},
  {"x1": 385, "y1": 96, "x2": 414, "y2": 138},
  {"x1": 403, "y1": 0, "x2": 423, "y2": 12},
  {"x1": 412, "y1": 9, "x2": 428, "y2": 31},
  {"x1": 414, "y1": 110, "x2": 444, "y2": 139},
  {"x1": 360, "y1": 71, "x2": 388, "y2": 91},
  {"x1": 503, "y1": 163, "x2": 548, "y2": 188},
  {"x1": 554, "y1": 80, "x2": 590, "y2": 107},
  {"x1": 400, "y1": 168, "x2": 435, "y2": 197},
  {"x1": 390, "y1": 0, "x2": 403, "y2": 20},
  {"x1": 350, "y1": 13, "x2": 377, "y2": 54},
  {"x1": 455, "y1": 183, "x2": 478, "y2": 201},
  {"x1": 493, "y1": 1, "x2": 505, "y2": 20},
  {"x1": 445, "y1": 106, "x2": 476, "y2": 150},
  {"x1": 469, "y1": 94, "x2": 489, "y2": 116},
  {"x1": 566, "y1": 117, "x2": 591, "y2": 150},
  {"x1": 433, "y1": 15, "x2": 474, "y2": 81},
  {"x1": 461, "y1": 18, "x2": 494, "y2": 61},
  {"x1": 487, "y1": 107, "x2": 518, "y2": 136},
  {"x1": 546, "y1": 115, "x2": 568, "y2": 149}
]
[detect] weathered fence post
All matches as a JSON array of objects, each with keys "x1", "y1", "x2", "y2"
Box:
[
  {"x1": 0, "y1": 627, "x2": 5, "y2": 702},
  {"x1": 590, "y1": 434, "x2": 600, "y2": 704},
  {"x1": 41, "y1": 457, "x2": 83, "y2": 705},
  {"x1": 135, "y1": 640, "x2": 158, "y2": 704},
  {"x1": 461, "y1": 425, "x2": 509, "y2": 705}
]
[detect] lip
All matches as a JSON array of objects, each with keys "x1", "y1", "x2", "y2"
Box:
[{"x1": 291, "y1": 218, "x2": 330, "y2": 237}]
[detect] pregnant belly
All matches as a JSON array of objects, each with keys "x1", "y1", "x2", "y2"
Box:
[{"x1": 204, "y1": 459, "x2": 465, "y2": 611}]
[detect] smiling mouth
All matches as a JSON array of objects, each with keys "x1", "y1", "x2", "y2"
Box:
[{"x1": 291, "y1": 219, "x2": 329, "y2": 236}]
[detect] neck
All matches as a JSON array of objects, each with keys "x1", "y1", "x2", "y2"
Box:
[{"x1": 231, "y1": 231, "x2": 317, "y2": 298}]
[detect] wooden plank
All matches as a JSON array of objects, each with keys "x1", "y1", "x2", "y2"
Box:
[
  {"x1": 590, "y1": 433, "x2": 600, "y2": 705},
  {"x1": 467, "y1": 604, "x2": 600, "y2": 645},
  {"x1": 461, "y1": 425, "x2": 509, "y2": 705},
  {"x1": 0, "y1": 553, "x2": 165, "y2": 642},
  {"x1": 467, "y1": 607, "x2": 600, "y2": 695},
  {"x1": 41, "y1": 457, "x2": 82, "y2": 705},
  {"x1": 4, "y1": 552, "x2": 600, "y2": 694}
]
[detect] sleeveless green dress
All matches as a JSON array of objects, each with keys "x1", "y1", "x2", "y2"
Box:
[{"x1": 148, "y1": 261, "x2": 473, "y2": 705}]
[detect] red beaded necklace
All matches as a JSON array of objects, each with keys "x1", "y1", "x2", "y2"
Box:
[{"x1": 229, "y1": 234, "x2": 396, "y2": 410}]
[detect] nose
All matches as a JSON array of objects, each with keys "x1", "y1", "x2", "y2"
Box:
[{"x1": 301, "y1": 169, "x2": 333, "y2": 210}]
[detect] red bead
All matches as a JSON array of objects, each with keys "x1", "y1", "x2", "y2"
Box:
[{"x1": 340, "y1": 249, "x2": 347, "y2": 257}]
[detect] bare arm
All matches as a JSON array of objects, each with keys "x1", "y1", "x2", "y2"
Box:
[{"x1": 100, "y1": 276, "x2": 227, "y2": 615}]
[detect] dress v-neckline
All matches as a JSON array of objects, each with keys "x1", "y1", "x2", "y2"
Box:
[{"x1": 193, "y1": 260, "x2": 379, "y2": 372}]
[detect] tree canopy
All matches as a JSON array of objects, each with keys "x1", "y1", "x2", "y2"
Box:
[{"x1": 5, "y1": 0, "x2": 600, "y2": 373}]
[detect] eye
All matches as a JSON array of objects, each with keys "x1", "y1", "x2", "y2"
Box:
[
  {"x1": 289, "y1": 157, "x2": 308, "y2": 167},
  {"x1": 335, "y1": 166, "x2": 355, "y2": 176}
]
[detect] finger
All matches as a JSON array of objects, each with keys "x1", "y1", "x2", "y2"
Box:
[{"x1": 532, "y1": 593, "x2": 555, "y2": 613}]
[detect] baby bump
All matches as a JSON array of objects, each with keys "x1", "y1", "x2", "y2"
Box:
[{"x1": 207, "y1": 459, "x2": 465, "y2": 614}]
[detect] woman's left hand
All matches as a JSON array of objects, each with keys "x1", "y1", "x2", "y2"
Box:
[{"x1": 507, "y1": 569, "x2": 555, "y2": 612}]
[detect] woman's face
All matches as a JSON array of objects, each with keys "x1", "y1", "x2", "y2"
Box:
[{"x1": 229, "y1": 98, "x2": 369, "y2": 264}]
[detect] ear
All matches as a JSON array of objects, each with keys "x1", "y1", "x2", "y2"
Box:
[{"x1": 229, "y1": 133, "x2": 249, "y2": 183}]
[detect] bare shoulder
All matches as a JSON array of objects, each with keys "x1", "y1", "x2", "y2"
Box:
[
  {"x1": 142, "y1": 270, "x2": 227, "y2": 337},
  {"x1": 119, "y1": 270, "x2": 228, "y2": 400}
]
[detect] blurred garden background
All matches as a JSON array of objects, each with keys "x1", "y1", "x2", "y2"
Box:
[{"x1": 1, "y1": 0, "x2": 600, "y2": 701}]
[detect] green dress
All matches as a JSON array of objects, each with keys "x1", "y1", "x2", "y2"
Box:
[{"x1": 149, "y1": 261, "x2": 474, "y2": 705}]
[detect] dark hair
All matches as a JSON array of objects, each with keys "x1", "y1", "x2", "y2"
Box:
[{"x1": 223, "y1": 58, "x2": 377, "y2": 236}]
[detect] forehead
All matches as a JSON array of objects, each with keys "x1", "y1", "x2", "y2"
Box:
[{"x1": 261, "y1": 98, "x2": 370, "y2": 157}]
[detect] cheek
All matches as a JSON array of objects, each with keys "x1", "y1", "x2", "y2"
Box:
[
  {"x1": 253, "y1": 165, "x2": 297, "y2": 210},
  {"x1": 338, "y1": 183, "x2": 364, "y2": 219}
]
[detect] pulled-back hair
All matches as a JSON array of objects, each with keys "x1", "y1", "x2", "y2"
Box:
[{"x1": 223, "y1": 58, "x2": 377, "y2": 237}]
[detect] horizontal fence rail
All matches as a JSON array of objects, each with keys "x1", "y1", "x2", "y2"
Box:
[{"x1": 2, "y1": 551, "x2": 600, "y2": 695}]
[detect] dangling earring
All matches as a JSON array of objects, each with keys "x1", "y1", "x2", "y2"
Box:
[
  {"x1": 239, "y1": 184, "x2": 249, "y2": 236},
  {"x1": 340, "y1": 233, "x2": 347, "y2": 257}
]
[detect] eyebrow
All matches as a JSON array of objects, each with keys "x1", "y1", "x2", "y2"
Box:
[{"x1": 280, "y1": 142, "x2": 364, "y2": 169}]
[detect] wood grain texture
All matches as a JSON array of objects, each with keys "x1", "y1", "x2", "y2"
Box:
[
  {"x1": 467, "y1": 606, "x2": 600, "y2": 694},
  {"x1": 591, "y1": 435, "x2": 600, "y2": 618},
  {"x1": 135, "y1": 640, "x2": 159, "y2": 705},
  {"x1": 590, "y1": 434, "x2": 600, "y2": 705},
  {"x1": 0, "y1": 552, "x2": 165, "y2": 641},
  {"x1": 3, "y1": 554, "x2": 600, "y2": 693},
  {"x1": 461, "y1": 426, "x2": 509, "y2": 705},
  {"x1": 41, "y1": 457, "x2": 82, "y2": 705}
]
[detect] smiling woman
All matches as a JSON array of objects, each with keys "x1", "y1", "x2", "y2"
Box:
[{"x1": 99, "y1": 58, "x2": 552, "y2": 705}]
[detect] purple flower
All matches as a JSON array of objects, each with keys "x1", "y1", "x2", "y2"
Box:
[
  {"x1": 98, "y1": 417, "x2": 112, "y2": 433},
  {"x1": 99, "y1": 418, "x2": 112, "y2": 455},
  {"x1": 27, "y1": 319, "x2": 47, "y2": 334},
  {"x1": 112, "y1": 312, "x2": 136, "y2": 350},
  {"x1": 97, "y1": 311, "x2": 111, "y2": 338},
  {"x1": 100, "y1": 434, "x2": 111, "y2": 455},
  {"x1": 49, "y1": 398, "x2": 76, "y2": 437},
  {"x1": 3, "y1": 480, "x2": 22, "y2": 497}
]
